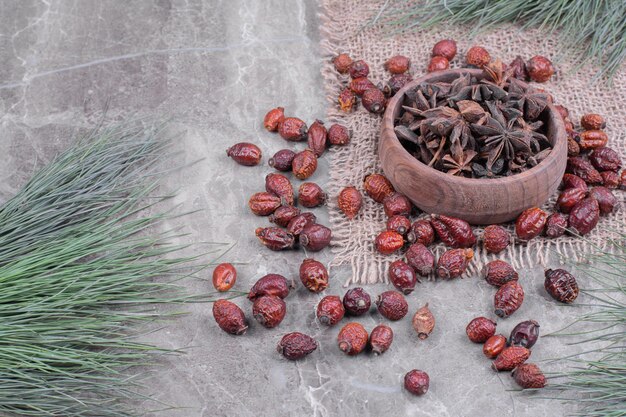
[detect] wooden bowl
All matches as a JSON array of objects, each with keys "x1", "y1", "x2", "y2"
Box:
[{"x1": 379, "y1": 69, "x2": 567, "y2": 225}]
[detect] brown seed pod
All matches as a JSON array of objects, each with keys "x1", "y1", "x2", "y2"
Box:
[
  {"x1": 263, "y1": 107, "x2": 285, "y2": 132},
  {"x1": 589, "y1": 186, "x2": 617, "y2": 215},
  {"x1": 248, "y1": 274, "x2": 294, "y2": 300},
  {"x1": 466, "y1": 46, "x2": 491, "y2": 68},
  {"x1": 277, "y1": 332, "x2": 317, "y2": 360},
  {"x1": 362, "y1": 88, "x2": 387, "y2": 113},
  {"x1": 581, "y1": 113, "x2": 606, "y2": 130},
  {"x1": 387, "y1": 215, "x2": 412, "y2": 235},
  {"x1": 515, "y1": 207, "x2": 548, "y2": 241},
  {"x1": 545, "y1": 268, "x2": 579, "y2": 303},
  {"x1": 432, "y1": 39, "x2": 457, "y2": 60},
  {"x1": 512, "y1": 363, "x2": 546, "y2": 389},
  {"x1": 226, "y1": 142, "x2": 262, "y2": 166},
  {"x1": 316, "y1": 295, "x2": 345, "y2": 326},
  {"x1": 299, "y1": 258, "x2": 329, "y2": 293},
  {"x1": 286, "y1": 212, "x2": 317, "y2": 236},
  {"x1": 212, "y1": 263, "x2": 237, "y2": 292},
  {"x1": 363, "y1": 173, "x2": 395, "y2": 203},
  {"x1": 248, "y1": 192, "x2": 282, "y2": 216},
  {"x1": 545, "y1": 212, "x2": 569, "y2": 238},
  {"x1": 384, "y1": 73, "x2": 413, "y2": 95},
  {"x1": 338, "y1": 186, "x2": 362, "y2": 219},
  {"x1": 384, "y1": 55, "x2": 410, "y2": 74},
  {"x1": 369, "y1": 324, "x2": 394, "y2": 355},
  {"x1": 568, "y1": 197, "x2": 600, "y2": 235},
  {"x1": 436, "y1": 248, "x2": 474, "y2": 279},
  {"x1": 268, "y1": 149, "x2": 296, "y2": 172},
  {"x1": 561, "y1": 173, "x2": 588, "y2": 191},
  {"x1": 567, "y1": 136, "x2": 581, "y2": 157},
  {"x1": 509, "y1": 56, "x2": 528, "y2": 80},
  {"x1": 278, "y1": 117, "x2": 307, "y2": 141},
  {"x1": 337, "y1": 322, "x2": 368, "y2": 355},
  {"x1": 427, "y1": 56, "x2": 449, "y2": 72},
  {"x1": 526, "y1": 55, "x2": 554, "y2": 83},
  {"x1": 213, "y1": 299, "x2": 248, "y2": 335},
  {"x1": 300, "y1": 223, "x2": 332, "y2": 251},
  {"x1": 405, "y1": 243, "x2": 435, "y2": 277},
  {"x1": 349, "y1": 77, "x2": 376, "y2": 96},
  {"x1": 494, "y1": 281, "x2": 525, "y2": 318},
  {"x1": 509, "y1": 320, "x2": 540, "y2": 348},
  {"x1": 307, "y1": 120, "x2": 328, "y2": 157},
  {"x1": 292, "y1": 149, "x2": 318, "y2": 180},
  {"x1": 343, "y1": 287, "x2": 371, "y2": 316},
  {"x1": 376, "y1": 290, "x2": 408, "y2": 321},
  {"x1": 557, "y1": 187, "x2": 587, "y2": 213},
  {"x1": 567, "y1": 157, "x2": 603, "y2": 184},
  {"x1": 483, "y1": 334, "x2": 507, "y2": 359},
  {"x1": 265, "y1": 173, "x2": 294, "y2": 206},
  {"x1": 327, "y1": 123, "x2": 351, "y2": 146},
  {"x1": 388, "y1": 259, "x2": 418, "y2": 294},
  {"x1": 404, "y1": 369, "x2": 430, "y2": 396},
  {"x1": 333, "y1": 53, "x2": 353, "y2": 74},
  {"x1": 482, "y1": 260, "x2": 519, "y2": 287},
  {"x1": 466, "y1": 317, "x2": 497, "y2": 343},
  {"x1": 269, "y1": 205, "x2": 301, "y2": 227},
  {"x1": 375, "y1": 230, "x2": 404, "y2": 255},
  {"x1": 255, "y1": 227, "x2": 295, "y2": 251},
  {"x1": 482, "y1": 225, "x2": 511, "y2": 254},
  {"x1": 298, "y1": 182, "x2": 327, "y2": 208},
  {"x1": 492, "y1": 346, "x2": 531, "y2": 371},
  {"x1": 578, "y1": 130, "x2": 608, "y2": 150},
  {"x1": 601, "y1": 171, "x2": 620, "y2": 189},
  {"x1": 430, "y1": 214, "x2": 477, "y2": 248},
  {"x1": 383, "y1": 193, "x2": 412, "y2": 217},
  {"x1": 349, "y1": 60, "x2": 370, "y2": 79},
  {"x1": 589, "y1": 147, "x2": 622, "y2": 172},
  {"x1": 407, "y1": 220, "x2": 435, "y2": 246},
  {"x1": 338, "y1": 87, "x2": 357, "y2": 112},
  {"x1": 412, "y1": 303, "x2": 435, "y2": 340},
  {"x1": 252, "y1": 295, "x2": 286, "y2": 328}
]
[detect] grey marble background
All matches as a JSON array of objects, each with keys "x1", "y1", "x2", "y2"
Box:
[{"x1": 0, "y1": 1, "x2": 589, "y2": 416}]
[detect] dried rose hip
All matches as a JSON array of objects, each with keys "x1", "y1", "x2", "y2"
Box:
[
  {"x1": 337, "y1": 322, "x2": 368, "y2": 355},
  {"x1": 512, "y1": 363, "x2": 546, "y2": 389},
  {"x1": 568, "y1": 197, "x2": 600, "y2": 235},
  {"x1": 338, "y1": 87, "x2": 356, "y2": 112},
  {"x1": 494, "y1": 281, "x2": 524, "y2": 318},
  {"x1": 405, "y1": 243, "x2": 435, "y2": 277},
  {"x1": 278, "y1": 117, "x2": 307, "y2": 141},
  {"x1": 212, "y1": 263, "x2": 237, "y2": 292},
  {"x1": 298, "y1": 182, "x2": 327, "y2": 208},
  {"x1": 362, "y1": 88, "x2": 386, "y2": 113},
  {"x1": 248, "y1": 274, "x2": 293, "y2": 300},
  {"x1": 213, "y1": 299, "x2": 248, "y2": 335},
  {"x1": 483, "y1": 334, "x2": 507, "y2": 359},
  {"x1": 526, "y1": 55, "x2": 554, "y2": 82},
  {"x1": 601, "y1": 171, "x2": 620, "y2": 189},
  {"x1": 333, "y1": 53, "x2": 353, "y2": 74},
  {"x1": 567, "y1": 136, "x2": 580, "y2": 157},
  {"x1": 589, "y1": 186, "x2": 617, "y2": 215},
  {"x1": 327, "y1": 123, "x2": 350, "y2": 146},
  {"x1": 376, "y1": 291, "x2": 408, "y2": 321},
  {"x1": 432, "y1": 39, "x2": 457, "y2": 60},
  {"x1": 269, "y1": 205, "x2": 301, "y2": 227},
  {"x1": 581, "y1": 113, "x2": 606, "y2": 130},
  {"x1": 622, "y1": 171, "x2": 626, "y2": 190},
  {"x1": 492, "y1": 346, "x2": 530, "y2": 371},
  {"x1": 466, "y1": 317, "x2": 497, "y2": 343},
  {"x1": 265, "y1": 173, "x2": 294, "y2": 206},
  {"x1": 427, "y1": 56, "x2": 449, "y2": 72},
  {"x1": 509, "y1": 320, "x2": 540, "y2": 348},
  {"x1": 509, "y1": 56, "x2": 528, "y2": 80},
  {"x1": 277, "y1": 332, "x2": 317, "y2": 360},
  {"x1": 567, "y1": 157, "x2": 603, "y2": 184},
  {"x1": 370, "y1": 324, "x2": 393, "y2": 355},
  {"x1": 388, "y1": 259, "x2": 418, "y2": 294},
  {"x1": 363, "y1": 173, "x2": 395, "y2": 203},
  {"x1": 269, "y1": 149, "x2": 296, "y2": 172},
  {"x1": 252, "y1": 295, "x2": 286, "y2": 328},
  {"x1": 264, "y1": 107, "x2": 285, "y2": 132},
  {"x1": 561, "y1": 173, "x2": 588, "y2": 191},
  {"x1": 404, "y1": 370, "x2": 429, "y2": 396},
  {"x1": 387, "y1": 215, "x2": 411, "y2": 235},
  {"x1": 317, "y1": 295, "x2": 345, "y2": 326},
  {"x1": 349, "y1": 77, "x2": 376, "y2": 96},
  {"x1": 375, "y1": 230, "x2": 404, "y2": 255},
  {"x1": 349, "y1": 60, "x2": 369, "y2": 79},
  {"x1": 578, "y1": 130, "x2": 608, "y2": 150},
  {"x1": 343, "y1": 287, "x2": 371, "y2": 316},
  {"x1": 384, "y1": 55, "x2": 410, "y2": 74},
  {"x1": 545, "y1": 212, "x2": 568, "y2": 238},
  {"x1": 482, "y1": 260, "x2": 519, "y2": 287},
  {"x1": 300, "y1": 223, "x2": 332, "y2": 251},
  {"x1": 292, "y1": 149, "x2": 318, "y2": 180},
  {"x1": 482, "y1": 225, "x2": 511, "y2": 254},
  {"x1": 338, "y1": 186, "x2": 362, "y2": 219},
  {"x1": 383, "y1": 192, "x2": 412, "y2": 217},
  {"x1": 255, "y1": 227, "x2": 295, "y2": 251},
  {"x1": 307, "y1": 120, "x2": 328, "y2": 157},
  {"x1": 436, "y1": 248, "x2": 474, "y2": 279},
  {"x1": 384, "y1": 73, "x2": 413, "y2": 95},
  {"x1": 515, "y1": 207, "x2": 548, "y2": 241},
  {"x1": 412, "y1": 303, "x2": 435, "y2": 340},
  {"x1": 545, "y1": 268, "x2": 579, "y2": 303},
  {"x1": 589, "y1": 147, "x2": 622, "y2": 172},
  {"x1": 299, "y1": 258, "x2": 328, "y2": 293},
  {"x1": 407, "y1": 220, "x2": 435, "y2": 246},
  {"x1": 466, "y1": 46, "x2": 491, "y2": 68},
  {"x1": 287, "y1": 212, "x2": 316, "y2": 236},
  {"x1": 430, "y1": 214, "x2": 476, "y2": 248},
  {"x1": 248, "y1": 192, "x2": 282, "y2": 216},
  {"x1": 226, "y1": 142, "x2": 262, "y2": 166},
  {"x1": 557, "y1": 187, "x2": 587, "y2": 213}
]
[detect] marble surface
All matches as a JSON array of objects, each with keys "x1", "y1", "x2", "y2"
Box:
[{"x1": 0, "y1": 1, "x2": 592, "y2": 416}]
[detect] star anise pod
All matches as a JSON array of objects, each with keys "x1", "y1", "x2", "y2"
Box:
[
  {"x1": 419, "y1": 106, "x2": 475, "y2": 151},
  {"x1": 507, "y1": 78, "x2": 551, "y2": 120},
  {"x1": 482, "y1": 59, "x2": 514, "y2": 87},
  {"x1": 515, "y1": 117, "x2": 550, "y2": 152},
  {"x1": 443, "y1": 149, "x2": 477, "y2": 176}
]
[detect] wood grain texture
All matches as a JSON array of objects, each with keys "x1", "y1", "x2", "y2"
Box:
[{"x1": 379, "y1": 69, "x2": 567, "y2": 225}]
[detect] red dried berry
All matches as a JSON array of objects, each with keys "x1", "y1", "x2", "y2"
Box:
[
  {"x1": 601, "y1": 171, "x2": 620, "y2": 189},
  {"x1": 327, "y1": 123, "x2": 351, "y2": 146},
  {"x1": 405, "y1": 243, "x2": 435, "y2": 277},
  {"x1": 369, "y1": 324, "x2": 393, "y2": 355},
  {"x1": 248, "y1": 192, "x2": 282, "y2": 216},
  {"x1": 466, "y1": 317, "x2": 497, "y2": 343},
  {"x1": 362, "y1": 88, "x2": 387, "y2": 113},
  {"x1": 375, "y1": 230, "x2": 404, "y2": 255},
  {"x1": 384, "y1": 55, "x2": 410, "y2": 74},
  {"x1": 213, "y1": 299, "x2": 248, "y2": 335},
  {"x1": 269, "y1": 205, "x2": 301, "y2": 227},
  {"x1": 509, "y1": 320, "x2": 540, "y2": 348},
  {"x1": 545, "y1": 268, "x2": 579, "y2": 303},
  {"x1": 292, "y1": 149, "x2": 318, "y2": 180},
  {"x1": 622, "y1": 171, "x2": 626, "y2": 190},
  {"x1": 561, "y1": 173, "x2": 588, "y2": 191},
  {"x1": 545, "y1": 212, "x2": 569, "y2": 238},
  {"x1": 338, "y1": 87, "x2": 356, "y2": 112},
  {"x1": 317, "y1": 295, "x2": 345, "y2": 326},
  {"x1": 349, "y1": 77, "x2": 376, "y2": 96},
  {"x1": 278, "y1": 117, "x2": 307, "y2": 141},
  {"x1": 412, "y1": 303, "x2": 435, "y2": 340},
  {"x1": 300, "y1": 223, "x2": 332, "y2": 251},
  {"x1": 376, "y1": 290, "x2": 408, "y2": 321},
  {"x1": 557, "y1": 187, "x2": 587, "y2": 213},
  {"x1": 387, "y1": 215, "x2": 412, "y2": 235},
  {"x1": 363, "y1": 173, "x2": 395, "y2": 203},
  {"x1": 515, "y1": 207, "x2": 548, "y2": 241},
  {"x1": 265, "y1": 173, "x2": 294, "y2": 206},
  {"x1": 482, "y1": 260, "x2": 519, "y2": 287},
  {"x1": 509, "y1": 56, "x2": 528, "y2": 80},
  {"x1": 382, "y1": 192, "x2": 412, "y2": 217},
  {"x1": 307, "y1": 120, "x2": 328, "y2": 157},
  {"x1": 255, "y1": 227, "x2": 295, "y2": 251},
  {"x1": 248, "y1": 274, "x2": 293, "y2": 300},
  {"x1": 286, "y1": 212, "x2": 316, "y2": 236},
  {"x1": 589, "y1": 186, "x2": 617, "y2": 215},
  {"x1": 526, "y1": 55, "x2": 554, "y2": 83},
  {"x1": 404, "y1": 370, "x2": 429, "y2": 396},
  {"x1": 567, "y1": 157, "x2": 603, "y2": 184},
  {"x1": 252, "y1": 295, "x2": 286, "y2": 328},
  {"x1": 483, "y1": 334, "x2": 507, "y2": 359},
  {"x1": 264, "y1": 107, "x2": 285, "y2": 132},
  {"x1": 494, "y1": 281, "x2": 525, "y2": 318},
  {"x1": 482, "y1": 225, "x2": 511, "y2": 254},
  {"x1": 348, "y1": 60, "x2": 369, "y2": 79},
  {"x1": 430, "y1": 214, "x2": 477, "y2": 248},
  {"x1": 338, "y1": 186, "x2": 362, "y2": 219},
  {"x1": 589, "y1": 147, "x2": 622, "y2": 172},
  {"x1": 277, "y1": 332, "x2": 317, "y2": 360},
  {"x1": 212, "y1": 263, "x2": 237, "y2": 292},
  {"x1": 298, "y1": 182, "x2": 327, "y2": 208},
  {"x1": 432, "y1": 39, "x2": 457, "y2": 60},
  {"x1": 578, "y1": 130, "x2": 608, "y2": 151},
  {"x1": 436, "y1": 248, "x2": 474, "y2": 279},
  {"x1": 226, "y1": 142, "x2": 262, "y2": 166},
  {"x1": 466, "y1": 46, "x2": 491, "y2": 68},
  {"x1": 388, "y1": 259, "x2": 418, "y2": 294},
  {"x1": 299, "y1": 258, "x2": 328, "y2": 293},
  {"x1": 268, "y1": 149, "x2": 296, "y2": 172},
  {"x1": 512, "y1": 363, "x2": 546, "y2": 389},
  {"x1": 581, "y1": 113, "x2": 606, "y2": 130},
  {"x1": 337, "y1": 322, "x2": 368, "y2": 355},
  {"x1": 427, "y1": 56, "x2": 449, "y2": 72},
  {"x1": 343, "y1": 287, "x2": 371, "y2": 316},
  {"x1": 407, "y1": 220, "x2": 435, "y2": 246},
  {"x1": 567, "y1": 136, "x2": 581, "y2": 157},
  {"x1": 568, "y1": 197, "x2": 600, "y2": 235},
  {"x1": 333, "y1": 53, "x2": 353, "y2": 74},
  {"x1": 492, "y1": 346, "x2": 531, "y2": 371}
]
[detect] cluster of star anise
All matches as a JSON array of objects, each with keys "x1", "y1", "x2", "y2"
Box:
[{"x1": 394, "y1": 60, "x2": 553, "y2": 178}]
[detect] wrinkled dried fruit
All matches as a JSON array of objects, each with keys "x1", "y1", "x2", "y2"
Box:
[
  {"x1": 404, "y1": 370, "x2": 429, "y2": 396},
  {"x1": 567, "y1": 157, "x2": 603, "y2": 184},
  {"x1": 545, "y1": 268, "x2": 579, "y2": 303},
  {"x1": 494, "y1": 281, "x2": 524, "y2": 318},
  {"x1": 337, "y1": 322, "x2": 368, "y2": 355},
  {"x1": 412, "y1": 303, "x2": 435, "y2": 340},
  {"x1": 292, "y1": 149, "x2": 318, "y2": 180},
  {"x1": 483, "y1": 334, "x2": 507, "y2": 359},
  {"x1": 578, "y1": 130, "x2": 608, "y2": 150},
  {"x1": 432, "y1": 39, "x2": 457, "y2": 60},
  {"x1": 249, "y1": 192, "x2": 282, "y2": 216},
  {"x1": 277, "y1": 332, "x2": 317, "y2": 360},
  {"x1": 526, "y1": 55, "x2": 554, "y2": 83},
  {"x1": 466, "y1": 46, "x2": 491, "y2": 68},
  {"x1": 265, "y1": 173, "x2": 294, "y2": 206},
  {"x1": 436, "y1": 248, "x2": 474, "y2": 279},
  {"x1": 568, "y1": 197, "x2": 600, "y2": 235},
  {"x1": 581, "y1": 113, "x2": 606, "y2": 130},
  {"x1": 375, "y1": 230, "x2": 404, "y2": 255},
  {"x1": 509, "y1": 320, "x2": 540, "y2": 348},
  {"x1": 255, "y1": 227, "x2": 295, "y2": 251},
  {"x1": 430, "y1": 214, "x2": 477, "y2": 248},
  {"x1": 327, "y1": 123, "x2": 351, "y2": 146},
  {"x1": 515, "y1": 207, "x2": 548, "y2": 241},
  {"x1": 268, "y1": 149, "x2": 296, "y2": 172},
  {"x1": 589, "y1": 186, "x2": 617, "y2": 215},
  {"x1": 278, "y1": 117, "x2": 307, "y2": 141},
  {"x1": 333, "y1": 53, "x2": 353, "y2": 74},
  {"x1": 562, "y1": 173, "x2": 588, "y2": 191},
  {"x1": 482, "y1": 260, "x2": 519, "y2": 287},
  {"x1": 248, "y1": 274, "x2": 293, "y2": 300},
  {"x1": 387, "y1": 215, "x2": 412, "y2": 235},
  {"x1": 512, "y1": 363, "x2": 546, "y2": 389},
  {"x1": 376, "y1": 290, "x2": 408, "y2": 321},
  {"x1": 363, "y1": 173, "x2": 395, "y2": 203},
  {"x1": 370, "y1": 324, "x2": 393, "y2": 355},
  {"x1": 269, "y1": 205, "x2": 301, "y2": 227},
  {"x1": 492, "y1": 346, "x2": 530, "y2": 371},
  {"x1": 338, "y1": 87, "x2": 357, "y2": 112},
  {"x1": 483, "y1": 225, "x2": 511, "y2": 254},
  {"x1": 557, "y1": 187, "x2": 587, "y2": 213},
  {"x1": 227, "y1": 142, "x2": 262, "y2": 166},
  {"x1": 264, "y1": 107, "x2": 285, "y2": 132},
  {"x1": 384, "y1": 55, "x2": 410, "y2": 74},
  {"x1": 287, "y1": 212, "x2": 317, "y2": 236},
  {"x1": 545, "y1": 212, "x2": 568, "y2": 238},
  {"x1": 383, "y1": 192, "x2": 412, "y2": 217},
  {"x1": 622, "y1": 171, "x2": 626, "y2": 190},
  {"x1": 300, "y1": 223, "x2": 332, "y2": 251},
  {"x1": 466, "y1": 317, "x2": 497, "y2": 343},
  {"x1": 338, "y1": 186, "x2": 362, "y2": 219},
  {"x1": 601, "y1": 171, "x2": 620, "y2": 189},
  {"x1": 212, "y1": 263, "x2": 237, "y2": 292},
  {"x1": 567, "y1": 136, "x2": 580, "y2": 157},
  {"x1": 298, "y1": 182, "x2": 327, "y2": 208},
  {"x1": 252, "y1": 295, "x2": 286, "y2": 328},
  {"x1": 427, "y1": 56, "x2": 449, "y2": 72},
  {"x1": 349, "y1": 77, "x2": 376, "y2": 96},
  {"x1": 349, "y1": 60, "x2": 369, "y2": 79},
  {"x1": 407, "y1": 220, "x2": 435, "y2": 246},
  {"x1": 343, "y1": 287, "x2": 371, "y2": 316},
  {"x1": 405, "y1": 243, "x2": 435, "y2": 277},
  {"x1": 299, "y1": 258, "x2": 328, "y2": 293},
  {"x1": 317, "y1": 295, "x2": 345, "y2": 326},
  {"x1": 362, "y1": 88, "x2": 386, "y2": 113},
  {"x1": 384, "y1": 73, "x2": 413, "y2": 95},
  {"x1": 307, "y1": 120, "x2": 328, "y2": 157},
  {"x1": 388, "y1": 259, "x2": 418, "y2": 294},
  {"x1": 213, "y1": 299, "x2": 248, "y2": 335},
  {"x1": 509, "y1": 56, "x2": 528, "y2": 80}
]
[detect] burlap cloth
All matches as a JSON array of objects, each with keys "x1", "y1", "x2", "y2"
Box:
[{"x1": 319, "y1": 0, "x2": 626, "y2": 286}]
